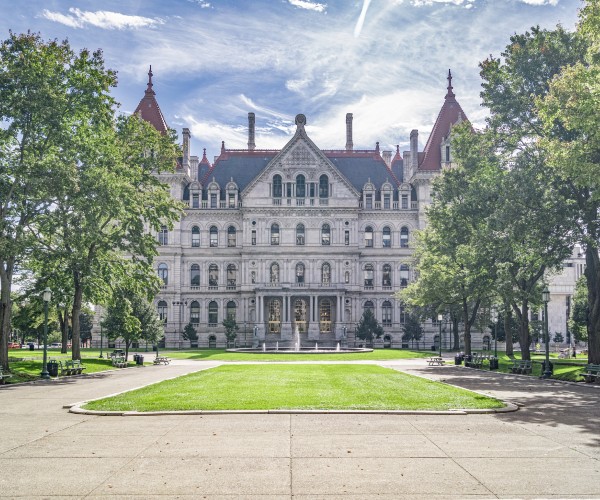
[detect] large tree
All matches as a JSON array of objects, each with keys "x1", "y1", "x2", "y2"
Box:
[{"x1": 0, "y1": 32, "x2": 115, "y2": 369}]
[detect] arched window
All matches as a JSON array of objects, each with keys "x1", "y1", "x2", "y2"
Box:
[
  {"x1": 382, "y1": 226, "x2": 391, "y2": 248},
  {"x1": 157, "y1": 300, "x2": 168, "y2": 323},
  {"x1": 226, "y1": 300, "x2": 236, "y2": 321},
  {"x1": 364, "y1": 300, "x2": 374, "y2": 313},
  {"x1": 190, "y1": 301, "x2": 200, "y2": 324},
  {"x1": 270, "y1": 263, "x2": 279, "y2": 284},
  {"x1": 382, "y1": 264, "x2": 392, "y2": 287},
  {"x1": 271, "y1": 223, "x2": 280, "y2": 245},
  {"x1": 364, "y1": 264, "x2": 374, "y2": 287},
  {"x1": 208, "y1": 264, "x2": 218, "y2": 288},
  {"x1": 190, "y1": 264, "x2": 200, "y2": 287},
  {"x1": 296, "y1": 263, "x2": 305, "y2": 284},
  {"x1": 210, "y1": 226, "x2": 218, "y2": 247},
  {"x1": 269, "y1": 299, "x2": 281, "y2": 333},
  {"x1": 273, "y1": 174, "x2": 282, "y2": 198},
  {"x1": 251, "y1": 271, "x2": 256, "y2": 284},
  {"x1": 296, "y1": 174, "x2": 306, "y2": 198},
  {"x1": 227, "y1": 226, "x2": 236, "y2": 247},
  {"x1": 296, "y1": 224, "x2": 305, "y2": 245},
  {"x1": 345, "y1": 271, "x2": 350, "y2": 284},
  {"x1": 321, "y1": 223, "x2": 330, "y2": 245},
  {"x1": 158, "y1": 226, "x2": 168, "y2": 246},
  {"x1": 382, "y1": 300, "x2": 392, "y2": 326},
  {"x1": 400, "y1": 226, "x2": 409, "y2": 248},
  {"x1": 294, "y1": 299, "x2": 307, "y2": 333},
  {"x1": 365, "y1": 226, "x2": 373, "y2": 247},
  {"x1": 319, "y1": 299, "x2": 332, "y2": 332},
  {"x1": 400, "y1": 304, "x2": 407, "y2": 324},
  {"x1": 208, "y1": 301, "x2": 218, "y2": 325},
  {"x1": 158, "y1": 263, "x2": 168, "y2": 285},
  {"x1": 400, "y1": 264, "x2": 409, "y2": 288},
  {"x1": 321, "y1": 262, "x2": 331, "y2": 285},
  {"x1": 227, "y1": 264, "x2": 237, "y2": 288},
  {"x1": 319, "y1": 174, "x2": 329, "y2": 198},
  {"x1": 191, "y1": 226, "x2": 200, "y2": 247}
]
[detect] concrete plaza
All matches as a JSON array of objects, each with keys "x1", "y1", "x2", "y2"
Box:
[{"x1": 1, "y1": 358, "x2": 599, "y2": 499}]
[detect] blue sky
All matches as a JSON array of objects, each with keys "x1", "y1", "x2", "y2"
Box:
[{"x1": 2, "y1": 0, "x2": 581, "y2": 160}]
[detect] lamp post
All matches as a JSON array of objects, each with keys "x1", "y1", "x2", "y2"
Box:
[
  {"x1": 542, "y1": 286, "x2": 552, "y2": 378},
  {"x1": 491, "y1": 306, "x2": 497, "y2": 358},
  {"x1": 438, "y1": 313, "x2": 443, "y2": 357},
  {"x1": 99, "y1": 319, "x2": 103, "y2": 358},
  {"x1": 41, "y1": 287, "x2": 52, "y2": 379}
]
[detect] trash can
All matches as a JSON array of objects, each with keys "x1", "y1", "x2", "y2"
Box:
[
  {"x1": 541, "y1": 360, "x2": 554, "y2": 374},
  {"x1": 133, "y1": 354, "x2": 139, "y2": 363},
  {"x1": 47, "y1": 360, "x2": 59, "y2": 377},
  {"x1": 431, "y1": 345, "x2": 436, "y2": 351},
  {"x1": 454, "y1": 354, "x2": 463, "y2": 365},
  {"x1": 136, "y1": 355, "x2": 144, "y2": 365},
  {"x1": 489, "y1": 357, "x2": 499, "y2": 370},
  {"x1": 29, "y1": 343, "x2": 34, "y2": 351}
]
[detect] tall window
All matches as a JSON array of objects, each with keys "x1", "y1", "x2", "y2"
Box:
[
  {"x1": 208, "y1": 301, "x2": 218, "y2": 325},
  {"x1": 210, "y1": 226, "x2": 218, "y2": 247},
  {"x1": 364, "y1": 300, "x2": 374, "y2": 313},
  {"x1": 269, "y1": 299, "x2": 281, "y2": 333},
  {"x1": 158, "y1": 263, "x2": 168, "y2": 285},
  {"x1": 210, "y1": 193, "x2": 217, "y2": 208},
  {"x1": 400, "y1": 264, "x2": 409, "y2": 288},
  {"x1": 382, "y1": 226, "x2": 391, "y2": 247},
  {"x1": 273, "y1": 174, "x2": 282, "y2": 198},
  {"x1": 400, "y1": 226, "x2": 409, "y2": 248},
  {"x1": 294, "y1": 299, "x2": 307, "y2": 333},
  {"x1": 345, "y1": 270, "x2": 350, "y2": 284},
  {"x1": 208, "y1": 264, "x2": 218, "y2": 288},
  {"x1": 382, "y1": 301, "x2": 392, "y2": 326},
  {"x1": 364, "y1": 264, "x2": 374, "y2": 287},
  {"x1": 319, "y1": 299, "x2": 332, "y2": 332},
  {"x1": 271, "y1": 223, "x2": 280, "y2": 245},
  {"x1": 228, "y1": 193, "x2": 236, "y2": 208},
  {"x1": 251, "y1": 229, "x2": 256, "y2": 245},
  {"x1": 270, "y1": 263, "x2": 280, "y2": 285},
  {"x1": 365, "y1": 226, "x2": 373, "y2": 247},
  {"x1": 382, "y1": 264, "x2": 392, "y2": 287},
  {"x1": 321, "y1": 262, "x2": 331, "y2": 285},
  {"x1": 296, "y1": 263, "x2": 305, "y2": 284},
  {"x1": 158, "y1": 226, "x2": 168, "y2": 245},
  {"x1": 383, "y1": 194, "x2": 390, "y2": 210},
  {"x1": 296, "y1": 224, "x2": 305, "y2": 245},
  {"x1": 157, "y1": 301, "x2": 167, "y2": 323},
  {"x1": 401, "y1": 194, "x2": 408, "y2": 209},
  {"x1": 192, "y1": 193, "x2": 200, "y2": 208},
  {"x1": 296, "y1": 174, "x2": 306, "y2": 198},
  {"x1": 345, "y1": 230, "x2": 350, "y2": 245},
  {"x1": 365, "y1": 193, "x2": 373, "y2": 209},
  {"x1": 227, "y1": 264, "x2": 237, "y2": 288},
  {"x1": 190, "y1": 264, "x2": 200, "y2": 287},
  {"x1": 190, "y1": 301, "x2": 200, "y2": 324},
  {"x1": 227, "y1": 226, "x2": 236, "y2": 247},
  {"x1": 226, "y1": 301, "x2": 236, "y2": 321},
  {"x1": 400, "y1": 304, "x2": 407, "y2": 324},
  {"x1": 319, "y1": 174, "x2": 329, "y2": 198},
  {"x1": 321, "y1": 224, "x2": 330, "y2": 245},
  {"x1": 445, "y1": 145, "x2": 450, "y2": 162},
  {"x1": 191, "y1": 226, "x2": 200, "y2": 247}
]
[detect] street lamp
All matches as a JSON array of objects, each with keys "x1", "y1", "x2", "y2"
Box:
[
  {"x1": 542, "y1": 286, "x2": 552, "y2": 378},
  {"x1": 437, "y1": 313, "x2": 443, "y2": 357},
  {"x1": 41, "y1": 287, "x2": 52, "y2": 379},
  {"x1": 491, "y1": 306, "x2": 498, "y2": 358},
  {"x1": 99, "y1": 319, "x2": 103, "y2": 358}
]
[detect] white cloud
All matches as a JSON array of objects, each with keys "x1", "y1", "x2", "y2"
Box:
[
  {"x1": 41, "y1": 8, "x2": 163, "y2": 30},
  {"x1": 518, "y1": 0, "x2": 559, "y2": 5},
  {"x1": 287, "y1": 0, "x2": 327, "y2": 13},
  {"x1": 188, "y1": 0, "x2": 212, "y2": 7},
  {"x1": 354, "y1": 0, "x2": 372, "y2": 37},
  {"x1": 411, "y1": 0, "x2": 475, "y2": 6}
]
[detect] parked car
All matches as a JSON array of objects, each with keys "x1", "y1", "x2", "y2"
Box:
[
  {"x1": 8, "y1": 342, "x2": 21, "y2": 349},
  {"x1": 50, "y1": 343, "x2": 62, "y2": 348}
]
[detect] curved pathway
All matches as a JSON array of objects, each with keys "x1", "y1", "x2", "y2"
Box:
[{"x1": 1, "y1": 358, "x2": 599, "y2": 498}]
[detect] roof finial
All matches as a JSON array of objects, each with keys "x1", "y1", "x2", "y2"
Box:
[
  {"x1": 446, "y1": 69, "x2": 455, "y2": 99},
  {"x1": 146, "y1": 65, "x2": 154, "y2": 94},
  {"x1": 221, "y1": 141, "x2": 225, "y2": 153},
  {"x1": 202, "y1": 148, "x2": 207, "y2": 159}
]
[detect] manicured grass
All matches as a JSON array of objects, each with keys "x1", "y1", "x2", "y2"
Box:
[
  {"x1": 162, "y1": 348, "x2": 432, "y2": 362},
  {"x1": 82, "y1": 364, "x2": 504, "y2": 412}
]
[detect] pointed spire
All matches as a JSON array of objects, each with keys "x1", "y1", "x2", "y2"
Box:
[
  {"x1": 445, "y1": 69, "x2": 455, "y2": 100},
  {"x1": 221, "y1": 141, "x2": 226, "y2": 154},
  {"x1": 146, "y1": 65, "x2": 155, "y2": 95},
  {"x1": 375, "y1": 141, "x2": 380, "y2": 153},
  {"x1": 134, "y1": 65, "x2": 167, "y2": 134},
  {"x1": 202, "y1": 148, "x2": 207, "y2": 160}
]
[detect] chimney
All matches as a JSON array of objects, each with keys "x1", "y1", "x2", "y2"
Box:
[
  {"x1": 182, "y1": 128, "x2": 191, "y2": 168},
  {"x1": 345, "y1": 113, "x2": 353, "y2": 151},
  {"x1": 410, "y1": 129, "x2": 419, "y2": 170},
  {"x1": 247, "y1": 112, "x2": 256, "y2": 151},
  {"x1": 382, "y1": 150, "x2": 392, "y2": 167}
]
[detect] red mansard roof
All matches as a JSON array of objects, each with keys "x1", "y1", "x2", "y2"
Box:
[
  {"x1": 419, "y1": 70, "x2": 468, "y2": 171},
  {"x1": 134, "y1": 66, "x2": 168, "y2": 134}
]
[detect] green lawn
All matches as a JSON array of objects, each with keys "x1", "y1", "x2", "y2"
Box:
[{"x1": 82, "y1": 364, "x2": 504, "y2": 412}]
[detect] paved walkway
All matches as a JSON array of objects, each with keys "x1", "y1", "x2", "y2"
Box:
[{"x1": 1, "y1": 359, "x2": 600, "y2": 498}]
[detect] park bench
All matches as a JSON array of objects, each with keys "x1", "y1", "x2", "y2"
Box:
[
  {"x1": 111, "y1": 357, "x2": 128, "y2": 368},
  {"x1": 0, "y1": 367, "x2": 13, "y2": 384},
  {"x1": 153, "y1": 356, "x2": 170, "y2": 365},
  {"x1": 510, "y1": 359, "x2": 532, "y2": 374},
  {"x1": 59, "y1": 360, "x2": 87, "y2": 376},
  {"x1": 581, "y1": 363, "x2": 600, "y2": 383},
  {"x1": 465, "y1": 353, "x2": 484, "y2": 369},
  {"x1": 109, "y1": 350, "x2": 125, "y2": 359},
  {"x1": 427, "y1": 356, "x2": 445, "y2": 366}
]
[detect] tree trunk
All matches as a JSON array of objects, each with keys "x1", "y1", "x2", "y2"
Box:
[
  {"x1": 585, "y1": 243, "x2": 600, "y2": 364},
  {"x1": 452, "y1": 315, "x2": 460, "y2": 350},
  {"x1": 504, "y1": 305, "x2": 514, "y2": 357},
  {"x1": 0, "y1": 262, "x2": 14, "y2": 371},
  {"x1": 71, "y1": 273, "x2": 83, "y2": 360},
  {"x1": 514, "y1": 300, "x2": 531, "y2": 361},
  {"x1": 62, "y1": 308, "x2": 69, "y2": 354},
  {"x1": 462, "y1": 300, "x2": 472, "y2": 355}
]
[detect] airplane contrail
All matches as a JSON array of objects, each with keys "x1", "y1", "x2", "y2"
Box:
[{"x1": 354, "y1": 0, "x2": 372, "y2": 37}]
